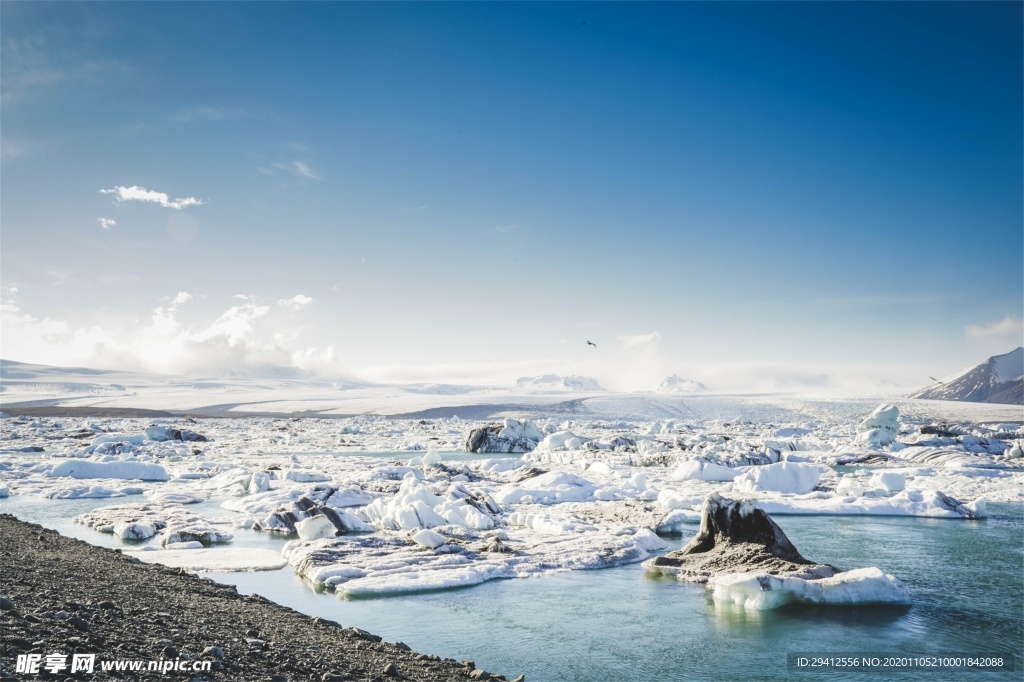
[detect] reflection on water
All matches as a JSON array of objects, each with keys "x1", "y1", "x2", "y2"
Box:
[{"x1": 2, "y1": 493, "x2": 1022, "y2": 681}]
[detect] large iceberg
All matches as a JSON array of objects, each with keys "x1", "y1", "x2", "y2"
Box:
[
  {"x1": 465, "y1": 418, "x2": 542, "y2": 453},
  {"x1": 854, "y1": 404, "x2": 900, "y2": 446}
]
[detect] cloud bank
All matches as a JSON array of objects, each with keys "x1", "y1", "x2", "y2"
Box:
[
  {"x1": 966, "y1": 315, "x2": 1023, "y2": 338},
  {"x1": 0, "y1": 292, "x2": 343, "y2": 379},
  {"x1": 0, "y1": 295, "x2": 939, "y2": 393}
]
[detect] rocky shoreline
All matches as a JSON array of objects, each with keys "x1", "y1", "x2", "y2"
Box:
[{"x1": 0, "y1": 515, "x2": 518, "y2": 681}]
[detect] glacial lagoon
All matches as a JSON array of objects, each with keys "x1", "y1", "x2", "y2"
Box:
[{"x1": 4, "y1": 493, "x2": 1020, "y2": 681}]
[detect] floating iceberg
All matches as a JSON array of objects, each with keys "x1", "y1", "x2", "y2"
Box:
[
  {"x1": 710, "y1": 567, "x2": 910, "y2": 609},
  {"x1": 645, "y1": 493, "x2": 910, "y2": 609}
]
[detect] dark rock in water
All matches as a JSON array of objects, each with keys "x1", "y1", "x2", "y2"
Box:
[{"x1": 645, "y1": 493, "x2": 839, "y2": 583}]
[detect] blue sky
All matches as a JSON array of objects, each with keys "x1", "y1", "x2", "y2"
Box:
[{"x1": 2, "y1": 2, "x2": 1021, "y2": 391}]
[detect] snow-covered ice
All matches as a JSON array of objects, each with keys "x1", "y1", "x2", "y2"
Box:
[
  {"x1": 125, "y1": 547, "x2": 288, "y2": 572},
  {"x1": 710, "y1": 567, "x2": 910, "y2": 610},
  {"x1": 732, "y1": 462, "x2": 822, "y2": 494},
  {"x1": 49, "y1": 460, "x2": 170, "y2": 481}
]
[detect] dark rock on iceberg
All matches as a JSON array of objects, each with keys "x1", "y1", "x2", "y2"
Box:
[{"x1": 646, "y1": 493, "x2": 838, "y2": 582}]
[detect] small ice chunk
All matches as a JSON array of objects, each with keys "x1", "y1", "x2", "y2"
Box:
[
  {"x1": 835, "y1": 476, "x2": 865, "y2": 497},
  {"x1": 870, "y1": 471, "x2": 905, "y2": 493},
  {"x1": 284, "y1": 469, "x2": 332, "y2": 483},
  {"x1": 538, "y1": 430, "x2": 582, "y2": 451},
  {"x1": 113, "y1": 522, "x2": 157, "y2": 540},
  {"x1": 296, "y1": 515, "x2": 339, "y2": 540},
  {"x1": 671, "y1": 460, "x2": 738, "y2": 482},
  {"x1": 145, "y1": 426, "x2": 180, "y2": 442},
  {"x1": 733, "y1": 462, "x2": 821, "y2": 494},
  {"x1": 411, "y1": 529, "x2": 447, "y2": 549}
]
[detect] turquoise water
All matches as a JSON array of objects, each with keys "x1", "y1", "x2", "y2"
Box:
[
  {"x1": 3, "y1": 494, "x2": 1021, "y2": 681},
  {"x1": 213, "y1": 507, "x2": 1024, "y2": 682}
]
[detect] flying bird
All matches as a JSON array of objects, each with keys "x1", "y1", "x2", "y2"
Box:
[{"x1": 587, "y1": 341, "x2": 597, "y2": 348}]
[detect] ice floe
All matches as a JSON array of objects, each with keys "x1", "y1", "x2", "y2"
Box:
[
  {"x1": 125, "y1": 547, "x2": 287, "y2": 572},
  {"x1": 282, "y1": 523, "x2": 665, "y2": 596},
  {"x1": 49, "y1": 460, "x2": 170, "y2": 481}
]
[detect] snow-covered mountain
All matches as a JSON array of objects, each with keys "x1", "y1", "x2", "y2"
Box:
[
  {"x1": 655, "y1": 375, "x2": 707, "y2": 394},
  {"x1": 514, "y1": 374, "x2": 605, "y2": 392},
  {"x1": 909, "y1": 347, "x2": 1023, "y2": 405}
]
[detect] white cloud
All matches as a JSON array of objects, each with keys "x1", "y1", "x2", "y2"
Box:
[
  {"x1": 98, "y1": 217, "x2": 116, "y2": 230},
  {"x1": 100, "y1": 185, "x2": 205, "y2": 210},
  {"x1": 269, "y1": 161, "x2": 320, "y2": 180},
  {"x1": 619, "y1": 331, "x2": 661, "y2": 355},
  {"x1": 292, "y1": 161, "x2": 320, "y2": 180},
  {"x1": 966, "y1": 315, "x2": 1024, "y2": 338},
  {"x1": 278, "y1": 294, "x2": 313, "y2": 310}
]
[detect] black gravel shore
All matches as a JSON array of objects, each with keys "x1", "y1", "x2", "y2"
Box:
[{"x1": 0, "y1": 515, "x2": 519, "y2": 682}]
